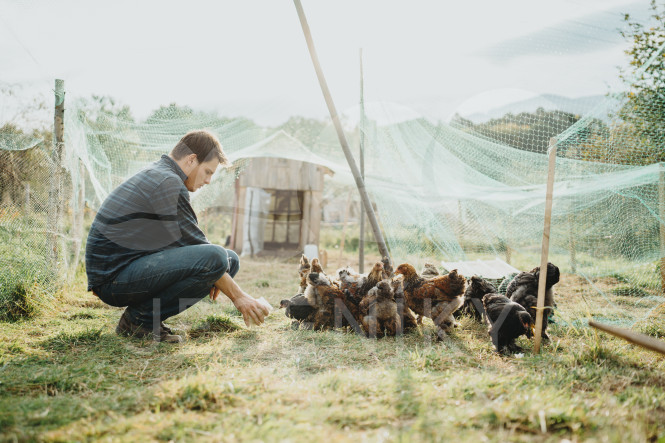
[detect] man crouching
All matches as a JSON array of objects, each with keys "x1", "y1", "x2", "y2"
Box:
[{"x1": 85, "y1": 130, "x2": 268, "y2": 342}]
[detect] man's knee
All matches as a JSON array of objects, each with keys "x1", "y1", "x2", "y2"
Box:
[
  {"x1": 226, "y1": 249, "x2": 240, "y2": 278},
  {"x1": 201, "y1": 244, "x2": 229, "y2": 277}
]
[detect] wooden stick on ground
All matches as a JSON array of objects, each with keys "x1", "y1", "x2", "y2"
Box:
[{"x1": 589, "y1": 320, "x2": 665, "y2": 355}]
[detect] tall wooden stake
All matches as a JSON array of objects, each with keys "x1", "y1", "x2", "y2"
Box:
[
  {"x1": 293, "y1": 0, "x2": 391, "y2": 263},
  {"x1": 359, "y1": 48, "x2": 366, "y2": 274},
  {"x1": 48, "y1": 79, "x2": 65, "y2": 271},
  {"x1": 660, "y1": 162, "x2": 665, "y2": 294},
  {"x1": 534, "y1": 138, "x2": 557, "y2": 353}
]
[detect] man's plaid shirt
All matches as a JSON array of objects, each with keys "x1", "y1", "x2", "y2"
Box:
[{"x1": 85, "y1": 155, "x2": 209, "y2": 291}]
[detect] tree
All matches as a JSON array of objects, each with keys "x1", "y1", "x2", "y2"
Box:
[{"x1": 616, "y1": 0, "x2": 665, "y2": 164}]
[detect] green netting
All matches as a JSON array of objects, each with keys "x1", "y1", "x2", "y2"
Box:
[{"x1": 1, "y1": 3, "x2": 664, "y2": 328}]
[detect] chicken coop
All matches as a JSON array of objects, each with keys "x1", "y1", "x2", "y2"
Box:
[{"x1": 229, "y1": 131, "x2": 334, "y2": 256}]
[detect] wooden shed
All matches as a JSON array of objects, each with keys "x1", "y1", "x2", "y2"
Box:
[{"x1": 229, "y1": 131, "x2": 333, "y2": 255}]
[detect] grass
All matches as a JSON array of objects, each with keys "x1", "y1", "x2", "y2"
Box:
[{"x1": 0, "y1": 252, "x2": 664, "y2": 442}]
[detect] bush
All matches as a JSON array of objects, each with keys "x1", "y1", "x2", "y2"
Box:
[{"x1": 0, "y1": 229, "x2": 57, "y2": 321}]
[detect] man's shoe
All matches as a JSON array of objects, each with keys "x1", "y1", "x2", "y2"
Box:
[
  {"x1": 116, "y1": 309, "x2": 182, "y2": 343},
  {"x1": 158, "y1": 326, "x2": 183, "y2": 343},
  {"x1": 160, "y1": 322, "x2": 175, "y2": 335}
]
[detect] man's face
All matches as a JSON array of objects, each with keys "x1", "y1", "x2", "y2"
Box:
[{"x1": 184, "y1": 157, "x2": 220, "y2": 192}]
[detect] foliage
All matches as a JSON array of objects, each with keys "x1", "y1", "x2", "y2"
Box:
[
  {"x1": 614, "y1": 0, "x2": 665, "y2": 164},
  {"x1": 450, "y1": 108, "x2": 584, "y2": 153}
]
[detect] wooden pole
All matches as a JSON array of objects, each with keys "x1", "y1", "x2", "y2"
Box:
[
  {"x1": 589, "y1": 320, "x2": 665, "y2": 355},
  {"x1": 534, "y1": 138, "x2": 557, "y2": 353},
  {"x1": 293, "y1": 0, "x2": 391, "y2": 263},
  {"x1": 338, "y1": 190, "x2": 353, "y2": 269},
  {"x1": 359, "y1": 48, "x2": 366, "y2": 274},
  {"x1": 48, "y1": 79, "x2": 65, "y2": 271},
  {"x1": 651, "y1": 162, "x2": 665, "y2": 315}
]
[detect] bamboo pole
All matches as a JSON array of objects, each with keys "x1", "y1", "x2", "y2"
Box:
[
  {"x1": 293, "y1": 0, "x2": 390, "y2": 263},
  {"x1": 359, "y1": 48, "x2": 366, "y2": 274},
  {"x1": 338, "y1": 190, "x2": 353, "y2": 269},
  {"x1": 589, "y1": 320, "x2": 665, "y2": 355},
  {"x1": 534, "y1": 138, "x2": 557, "y2": 353},
  {"x1": 650, "y1": 163, "x2": 665, "y2": 314}
]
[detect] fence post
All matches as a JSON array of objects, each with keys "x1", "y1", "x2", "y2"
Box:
[
  {"x1": 534, "y1": 138, "x2": 557, "y2": 353},
  {"x1": 658, "y1": 162, "x2": 665, "y2": 294},
  {"x1": 48, "y1": 79, "x2": 65, "y2": 272}
]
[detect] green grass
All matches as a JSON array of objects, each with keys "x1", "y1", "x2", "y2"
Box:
[{"x1": 0, "y1": 253, "x2": 664, "y2": 442}]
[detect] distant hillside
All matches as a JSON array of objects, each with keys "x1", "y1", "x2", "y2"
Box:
[{"x1": 461, "y1": 94, "x2": 606, "y2": 123}]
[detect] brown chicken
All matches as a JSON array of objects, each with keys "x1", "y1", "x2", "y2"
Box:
[
  {"x1": 311, "y1": 258, "x2": 324, "y2": 274},
  {"x1": 297, "y1": 254, "x2": 311, "y2": 295},
  {"x1": 394, "y1": 263, "x2": 466, "y2": 335},
  {"x1": 390, "y1": 278, "x2": 418, "y2": 333},
  {"x1": 306, "y1": 272, "x2": 363, "y2": 332},
  {"x1": 359, "y1": 280, "x2": 401, "y2": 338}
]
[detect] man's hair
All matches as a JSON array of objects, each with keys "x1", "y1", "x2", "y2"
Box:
[{"x1": 170, "y1": 130, "x2": 229, "y2": 165}]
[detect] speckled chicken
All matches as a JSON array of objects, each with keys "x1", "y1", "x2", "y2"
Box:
[
  {"x1": 359, "y1": 280, "x2": 401, "y2": 338},
  {"x1": 482, "y1": 293, "x2": 534, "y2": 354},
  {"x1": 306, "y1": 272, "x2": 362, "y2": 332},
  {"x1": 341, "y1": 262, "x2": 385, "y2": 306},
  {"x1": 506, "y1": 262, "x2": 560, "y2": 340},
  {"x1": 393, "y1": 263, "x2": 466, "y2": 334}
]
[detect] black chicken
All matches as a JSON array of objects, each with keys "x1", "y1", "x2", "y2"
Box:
[
  {"x1": 482, "y1": 293, "x2": 534, "y2": 354},
  {"x1": 506, "y1": 262, "x2": 560, "y2": 340}
]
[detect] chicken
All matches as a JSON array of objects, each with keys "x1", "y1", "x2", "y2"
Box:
[
  {"x1": 390, "y1": 278, "x2": 418, "y2": 333},
  {"x1": 311, "y1": 257, "x2": 325, "y2": 275},
  {"x1": 355, "y1": 262, "x2": 385, "y2": 300},
  {"x1": 507, "y1": 262, "x2": 560, "y2": 340},
  {"x1": 297, "y1": 254, "x2": 311, "y2": 295},
  {"x1": 336, "y1": 266, "x2": 361, "y2": 293},
  {"x1": 280, "y1": 294, "x2": 316, "y2": 323},
  {"x1": 306, "y1": 272, "x2": 362, "y2": 332},
  {"x1": 482, "y1": 293, "x2": 534, "y2": 354},
  {"x1": 455, "y1": 276, "x2": 497, "y2": 321},
  {"x1": 421, "y1": 263, "x2": 440, "y2": 279},
  {"x1": 393, "y1": 263, "x2": 466, "y2": 335},
  {"x1": 359, "y1": 280, "x2": 401, "y2": 338}
]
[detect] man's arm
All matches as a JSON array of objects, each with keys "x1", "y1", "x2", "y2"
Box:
[{"x1": 211, "y1": 273, "x2": 269, "y2": 327}]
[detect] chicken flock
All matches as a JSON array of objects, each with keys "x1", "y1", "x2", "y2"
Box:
[{"x1": 280, "y1": 255, "x2": 560, "y2": 354}]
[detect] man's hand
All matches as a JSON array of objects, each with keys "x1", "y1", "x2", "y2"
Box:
[
  {"x1": 210, "y1": 286, "x2": 221, "y2": 301},
  {"x1": 232, "y1": 293, "x2": 270, "y2": 327}
]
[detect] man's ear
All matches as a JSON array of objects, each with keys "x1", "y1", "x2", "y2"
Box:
[{"x1": 187, "y1": 153, "x2": 199, "y2": 165}]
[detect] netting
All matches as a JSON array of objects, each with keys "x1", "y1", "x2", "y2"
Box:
[{"x1": 1, "y1": 2, "x2": 664, "y2": 331}]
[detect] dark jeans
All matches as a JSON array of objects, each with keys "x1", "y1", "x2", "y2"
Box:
[{"x1": 95, "y1": 244, "x2": 239, "y2": 327}]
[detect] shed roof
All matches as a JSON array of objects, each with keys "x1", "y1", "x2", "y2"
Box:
[
  {"x1": 229, "y1": 130, "x2": 337, "y2": 175},
  {"x1": 440, "y1": 258, "x2": 521, "y2": 280}
]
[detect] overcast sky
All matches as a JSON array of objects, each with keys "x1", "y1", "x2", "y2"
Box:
[{"x1": 0, "y1": 0, "x2": 654, "y2": 126}]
